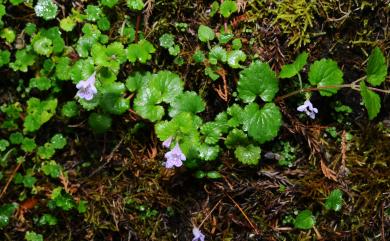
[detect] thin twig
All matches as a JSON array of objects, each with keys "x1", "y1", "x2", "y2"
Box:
[
  {"x1": 87, "y1": 138, "x2": 124, "y2": 178},
  {"x1": 225, "y1": 192, "x2": 261, "y2": 235},
  {"x1": 0, "y1": 161, "x2": 22, "y2": 198},
  {"x1": 198, "y1": 200, "x2": 222, "y2": 228}
]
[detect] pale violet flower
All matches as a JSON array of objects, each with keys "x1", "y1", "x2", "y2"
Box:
[
  {"x1": 76, "y1": 72, "x2": 97, "y2": 101},
  {"x1": 162, "y1": 136, "x2": 173, "y2": 148},
  {"x1": 192, "y1": 227, "x2": 205, "y2": 241},
  {"x1": 164, "y1": 143, "x2": 186, "y2": 168},
  {"x1": 297, "y1": 99, "x2": 318, "y2": 119}
]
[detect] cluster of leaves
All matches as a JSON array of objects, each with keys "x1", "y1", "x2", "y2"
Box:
[
  {"x1": 0, "y1": 0, "x2": 388, "y2": 238},
  {"x1": 0, "y1": 0, "x2": 148, "y2": 236}
]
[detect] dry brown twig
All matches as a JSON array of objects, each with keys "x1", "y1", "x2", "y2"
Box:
[{"x1": 224, "y1": 192, "x2": 261, "y2": 235}]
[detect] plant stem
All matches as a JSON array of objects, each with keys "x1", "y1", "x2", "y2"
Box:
[{"x1": 276, "y1": 76, "x2": 390, "y2": 102}]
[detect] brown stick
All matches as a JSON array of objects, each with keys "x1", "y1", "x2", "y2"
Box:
[
  {"x1": 225, "y1": 192, "x2": 261, "y2": 235},
  {"x1": 0, "y1": 161, "x2": 22, "y2": 198},
  {"x1": 135, "y1": 14, "x2": 142, "y2": 43}
]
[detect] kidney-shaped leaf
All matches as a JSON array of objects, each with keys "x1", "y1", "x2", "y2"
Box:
[
  {"x1": 242, "y1": 103, "x2": 282, "y2": 144},
  {"x1": 308, "y1": 59, "x2": 343, "y2": 96},
  {"x1": 234, "y1": 144, "x2": 261, "y2": 165},
  {"x1": 169, "y1": 91, "x2": 205, "y2": 117},
  {"x1": 238, "y1": 61, "x2": 279, "y2": 102}
]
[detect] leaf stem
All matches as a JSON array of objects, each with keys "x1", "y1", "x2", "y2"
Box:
[{"x1": 276, "y1": 76, "x2": 390, "y2": 102}]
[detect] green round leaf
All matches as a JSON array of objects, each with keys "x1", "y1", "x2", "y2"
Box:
[
  {"x1": 127, "y1": 0, "x2": 144, "y2": 11},
  {"x1": 198, "y1": 25, "x2": 215, "y2": 42},
  {"x1": 29, "y1": 77, "x2": 52, "y2": 91},
  {"x1": 238, "y1": 60, "x2": 279, "y2": 102},
  {"x1": 209, "y1": 45, "x2": 227, "y2": 64},
  {"x1": 234, "y1": 144, "x2": 261, "y2": 165},
  {"x1": 219, "y1": 0, "x2": 237, "y2": 18},
  {"x1": 50, "y1": 134, "x2": 67, "y2": 149},
  {"x1": 225, "y1": 129, "x2": 250, "y2": 149},
  {"x1": 159, "y1": 33, "x2": 175, "y2": 48},
  {"x1": 227, "y1": 50, "x2": 246, "y2": 68},
  {"x1": 294, "y1": 210, "x2": 315, "y2": 230},
  {"x1": 169, "y1": 91, "x2": 205, "y2": 117},
  {"x1": 0, "y1": 139, "x2": 9, "y2": 152},
  {"x1": 9, "y1": 132, "x2": 23, "y2": 145},
  {"x1": 325, "y1": 189, "x2": 343, "y2": 211},
  {"x1": 127, "y1": 39, "x2": 156, "y2": 63},
  {"x1": 23, "y1": 98, "x2": 58, "y2": 132},
  {"x1": 60, "y1": 17, "x2": 76, "y2": 32},
  {"x1": 34, "y1": 0, "x2": 58, "y2": 20},
  {"x1": 41, "y1": 160, "x2": 62, "y2": 178},
  {"x1": 0, "y1": 203, "x2": 18, "y2": 229},
  {"x1": 308, "y1": 59, "x2": 343, "y2": 96},
  {"x1": 21, "y1": 138, "x2": 37, "y2": 153},
  {"x1": 198, "y1": 145, "x2": 220, "y2": 161},
  {"x1": 61, "y1": 101, "x2": 79, "y2": 118},
  {"x1": 37, "y1": 143, "x2": 56, "y2": 159},
  {"x1": 25, "y1": 231, "x2": 43, "y2": 241},
  {"x1": 88, "y1": 113, "x2": 112, "y2": 133},
  {"x1": 192, "y1": 50, "x2": 205, "y2": 63},
  {"x1": 242, "y1": 103, "x2": 282, "y2": 144}
]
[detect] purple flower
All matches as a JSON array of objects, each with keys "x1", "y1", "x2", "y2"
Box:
[
  {"x1": 297, "y1": 100, "x2": 318, "y2": 119},
  {"x1": 192, "y1": 227, "x2": 205, "y2": 241},
  {"x1": 76, "y1": 72, "x2": 97, "y2": 101},
  {"x1": 162, "y1": 136, "x2": 173, "y2": 148},
  {"x1": 164, "y1": 143, "x2": 186, "y2": 168}
]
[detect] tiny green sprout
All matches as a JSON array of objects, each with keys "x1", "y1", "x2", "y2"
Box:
[
  {"x1": 37, "y1": 143, "x2": 56, "y2": 159},
  {"x1": 61, "y1": 101, "x2": 79, "y2": 118},
  {"x1": 198, "y1": 25, "x2": 215, "y2": 42},
  {"x1": 219, "y1": 0, "x2": 237, "y2": 18},
  {"x1": 175, "y1": 22, "x2": 188, "y2": 32},
  {"x1": 21, "y1": 138, "x2": 37, "y2": 153},
  {"x1": 325, "y1": 189, "x2": 343, "y2": 211},
  {"x1": 127, "y1": 0, "x2": 144, "y2": 11},
  {"x1": 41, "y1": 160, "x2": 62, "y2": 178},
  {"x1": 294, "y1": 210, "x2": 315, "y2": 230},
  {"x1": 193, "y1": 50, "x2": 205, "y2": 63},
  {"x1": 38, "y1": 214, "x2": 58, "y2": 226},
  {"x1": 159, "y1": 33, "x2": 175, "y2": 49},
  {"x1": 85, "y1": 5, "x2": 102, "y2": 22},
  {"x1": 23, "y1": 98, "x2": 58, "y2": 132},
  {"x1": 278, "y1": 184, "x2": 286, "y2": 192},
  {"x1": 0, "y1": 28, "x2": 16, "y2": 43},
  {"x1": 60, "y1": 17, "x2": 76, "y2": 32},
  {"x1": 9, "y1": 132, "x2": 23, "y2": 145},
  {"x1": 0, "y1": 139, "x2": 9, "y2": 152}
]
